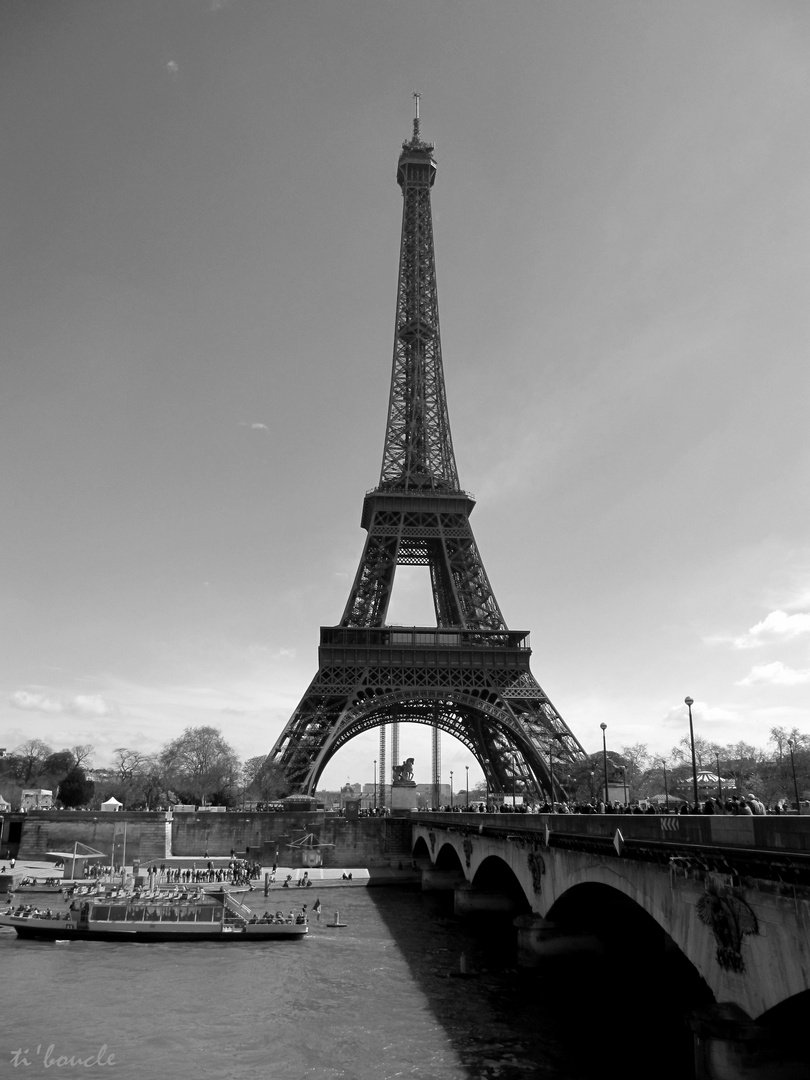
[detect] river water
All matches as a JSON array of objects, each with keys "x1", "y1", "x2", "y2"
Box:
[{"x1": 1, "y1": 883, "x2": 693, "y2": 1080}]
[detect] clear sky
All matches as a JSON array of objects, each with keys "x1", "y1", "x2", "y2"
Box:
[{"x1": 2, "y1": 0, "x2": 808, "y2": 792}]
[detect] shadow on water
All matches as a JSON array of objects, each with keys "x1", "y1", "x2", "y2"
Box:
[{"x1": 365, "y1": 882, "x2": 713, "y2": 1080}]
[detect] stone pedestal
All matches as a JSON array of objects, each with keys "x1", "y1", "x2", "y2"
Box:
[
  {"x1": 690, "y1": 1004, "x2": 808, "y2": 1080},
  {"x1": 390, "y1": 781, "x2": 418, "y2": 813},
  {"x1": 513, "y1": 914, "x2": 603, "y2": 968},
  {"x1": 421, "y1": 868, "x2": 466, "y2": 892},
  {"x1": 454, "y1": 883, "x2": 519, "y2": 916}
]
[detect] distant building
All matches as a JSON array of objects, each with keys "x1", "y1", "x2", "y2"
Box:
[{"x1": 21, "y1": 789, "x2": 53, "y2": 811}]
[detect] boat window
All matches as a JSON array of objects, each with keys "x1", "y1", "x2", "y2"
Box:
[
  {"x1": 109, "y1": 906, "x2": 128, "y2": 921},
  {"x1": 90, "y1": 905, "x2": 110, "y2": 921}
]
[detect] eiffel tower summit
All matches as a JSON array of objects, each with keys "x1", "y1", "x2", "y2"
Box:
[{"x1": 269, "y1": 99, "x2": 585, "y2": 802}]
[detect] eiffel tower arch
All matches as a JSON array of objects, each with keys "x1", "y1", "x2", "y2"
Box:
[{"x1": 269, "y1": 100, "x2": 586, "y2": 801}]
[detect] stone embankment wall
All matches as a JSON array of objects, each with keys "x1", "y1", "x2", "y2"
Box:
[
  {"x1": 17, "y1": 811, "x2": 414, "y2": 869},
  {"x1": 171, "y1": 811, "x2": 413, "y2": 868},
  {"x1": 17, "y1": 811, "x2": 171, "y2": 864}
]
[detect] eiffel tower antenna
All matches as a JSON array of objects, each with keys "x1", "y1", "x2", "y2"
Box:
[{"x1": 268, "y1": 104, "x2": 585, "y2": 800}]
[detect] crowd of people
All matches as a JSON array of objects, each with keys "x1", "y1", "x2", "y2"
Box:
[
  {"x1": 254, "y1": 908, "x2": 308, "y2": 925},
  {"x1": 146, "y1": 859, "x2": 262, "y2": 886},
  {"x1": 280, "y1": 870, "x2": 313, "y2": 888},
  {"x1": 5, "y1": 904, "x2": 67, "y2": 920},
  {"x1": 430, "y1": 791, "x2": 795, "y2": 815}
]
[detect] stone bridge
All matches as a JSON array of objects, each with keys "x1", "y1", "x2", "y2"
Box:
[{"x1": 411, "y1": 812, "x2": 810, "y2": 1080}]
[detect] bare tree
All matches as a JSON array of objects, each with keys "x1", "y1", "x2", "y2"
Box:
[
  {"x1": 670, "y1": 734, "x2": 719, "y2": 770},
  {"x1": 138, "y1": 754, "x2": 168, "y2": 809},
  {"x1": 243, "y1": 755, "x2": 291, "y2": 803},
  {"x1": 12, "y1": 739, "x2": 53, "y2": 784},
  {"x1": 71, "y1": 744, "x2": 95, "y2": 769},
  {"x1": 111, "y1": 747, "x2": 146, "y2": 783},
  {"x1": 620, "y1": 743, "x2": 650, "y2": 793},
  {"x1": 160, "y1": 726, "x2": 240, "y2": 805}
]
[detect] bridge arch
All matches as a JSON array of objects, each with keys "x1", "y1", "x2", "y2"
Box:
[
  {"x1": 289, "y1": 689, "x2": 563, "y2": 797},
  {"x1": 412, "y1": 835, "x2": 431, "y2": 865},
  {"x1": 470, "y1": 854, "x2": 532, "y2": 911},
  {"x1": 548, "y1": 881, "x2": 712, "y2": 998},
  {"x1": 434, "y1": 842, "x2": 465, "y2": 873}
]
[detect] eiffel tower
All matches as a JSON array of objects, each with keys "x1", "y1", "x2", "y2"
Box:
[{"x1": 269, "y1": 100, "x2": 585, "y2": 801}]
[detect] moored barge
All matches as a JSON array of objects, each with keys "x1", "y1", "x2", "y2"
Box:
[{"x1": 0, "y1": 889, "x2": 308, "y2": 943}]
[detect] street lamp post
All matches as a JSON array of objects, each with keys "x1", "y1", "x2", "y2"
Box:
[
  {"x1": 788, "y1": 740, "x2": 801, "y2": 812},
  {"x1": 547, "y1": 743, "x2": 555, "y2": 805},
  {"x1": 465, "y1": 765, "x2": 469, "y2": 810},
  {"x1": 716, "y1": 752, "x2": 723, "y2": 806},
  {"x1": 449, "y1": 771, "x2": 453, "y2": 809},
  {"x1": 589, "y1": 770, "x2": 595, "y2": 803},
  {"x1": 600, "y1": 723, "x2": 609, "y2": 805},
  {"x1": 684, "y1": 696, "x2": 699, "y2": 811},
  {"x1": 660, "y1": 758, "x2": 669, "y2": 810},
  {"x1": 620, "y1": 765, "x2": 628, "y2": 805},
  {"x1": 373, "y1": 759, "x2": 377, "y2": 813}
]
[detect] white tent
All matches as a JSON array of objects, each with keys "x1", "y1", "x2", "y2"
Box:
[{"x1": 101, "y1": 796, "x2": 123, "y2": 812}]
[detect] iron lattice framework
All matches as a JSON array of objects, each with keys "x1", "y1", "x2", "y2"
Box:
[{"x1": 269, "y1": 103, "x2": 585, "y2": 800}]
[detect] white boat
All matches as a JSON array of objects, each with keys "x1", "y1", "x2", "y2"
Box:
[{"x1": 0, "y1": 889, "x2": 308, "y2": 943}]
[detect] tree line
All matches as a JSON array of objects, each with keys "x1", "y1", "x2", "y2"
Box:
[
  {"x1": 1, "y1": 723, "x2": 807, "y2": 811},
  {"x1": 0, "y1": 727, "x2": 291, "y2": 811},
  {"x1": 550, "y1": 726, "x2": 810, "y2": 808}
]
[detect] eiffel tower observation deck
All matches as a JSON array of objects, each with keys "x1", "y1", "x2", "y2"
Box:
[{"x1": 269, "y1": 101, "x2": 586, "y2": 800}]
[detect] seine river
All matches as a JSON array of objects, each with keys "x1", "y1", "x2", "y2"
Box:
[{"x1": 1, "y1": 884, "x2": 693, "y2": 1080}]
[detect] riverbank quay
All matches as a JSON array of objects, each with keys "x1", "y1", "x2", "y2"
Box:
[
  {"x1": 1, "y1": 857, "x2": 420, "y2": 897},
  {"x1": 265, "y1": 866, "x2": 421, "y2": 889}
]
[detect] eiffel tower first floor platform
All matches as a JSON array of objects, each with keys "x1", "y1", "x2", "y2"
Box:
[{"x1": 269, "y1": 626, "x2": 586, "y2": 800}]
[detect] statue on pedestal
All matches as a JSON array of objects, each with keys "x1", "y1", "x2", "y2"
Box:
[{"x1": 391, "y1": 758, "x2": 415, "y2": 784}]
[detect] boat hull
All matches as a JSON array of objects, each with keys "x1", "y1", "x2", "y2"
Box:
[{"x1": 0, "y1": 915, "x2": 307, "y2": 943}]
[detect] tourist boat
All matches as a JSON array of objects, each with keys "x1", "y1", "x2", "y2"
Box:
[{"x1": 0, "y1": 889, "x2": 308, "y2": 943}]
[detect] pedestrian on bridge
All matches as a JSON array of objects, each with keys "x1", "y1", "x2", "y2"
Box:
[{"x1": 746, "y1": 792, "x2": 766, "y2": 815}]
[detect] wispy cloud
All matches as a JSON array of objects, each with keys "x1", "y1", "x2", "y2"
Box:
[
  {"x1": 9, "y1": 690, "x2": 115, "y2": 717},
  {"x1": 10, "y1": 690, "x2": 62, "y2": 714},
  {"x1": 660, "y1": 700, "x2": 740, "y2": 728},
  {"x1": 73, "y1": 694, "x2": 113, "y2": 717},
  {"x1": 737, "y1": 661, "x2": 810, "y2": 687}
]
